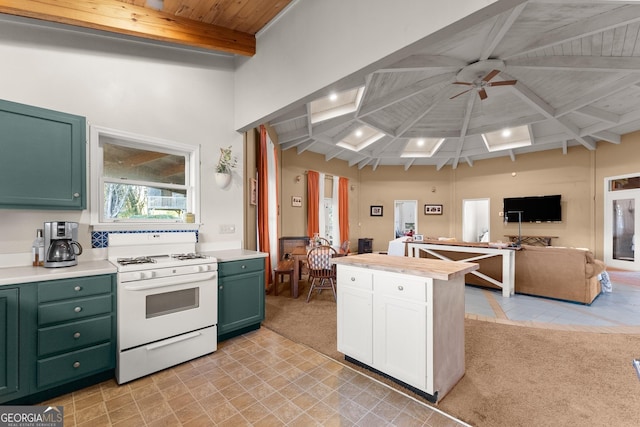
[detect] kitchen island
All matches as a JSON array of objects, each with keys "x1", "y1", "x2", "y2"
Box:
[{"x1": 332, "y1": 253, "x2": 478, "y2": 402}]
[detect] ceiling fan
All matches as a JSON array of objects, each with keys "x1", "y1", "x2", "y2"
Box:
[{"x1": 449, "y1": 68, "x2": 517, "y2": 100}]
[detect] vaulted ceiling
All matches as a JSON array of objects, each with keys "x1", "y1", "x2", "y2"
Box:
[
  {"x1": 4, "y1": 1, "x2": 640, "y2": 171},
  {"x1": 268, "y1": 1, "x2": 640, "y2": 170}
]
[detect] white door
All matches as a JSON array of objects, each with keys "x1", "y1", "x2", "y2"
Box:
[
  {"x1": 604, "y1": 174, "x2": 640, "y2": 270},
  {"x1": 462, "y1": 198, "x2": 490, "y2": 242}
]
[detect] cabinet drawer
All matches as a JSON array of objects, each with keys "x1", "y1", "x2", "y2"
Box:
[
  {"x1": 375, "y1": 273, "x2": 427, "y2": 302},
  {"x1": 39, "y1": 295, "x2": 112, "y2": 325},
  {"x1": 337, "y1": 266, "x2": 373, "y2": 290},
  {"x1": 36, "y1": 343, "x2": 113, "y2": 389},
  {"x1": 38, "y1": 275, "x2": 112, "y2": 303},
  {"x1": 218, "y1": 258, "x2": 264, "y2": 276},
  {"x1": 38, "y1": 315, "x2": 112, "y2": 357}
]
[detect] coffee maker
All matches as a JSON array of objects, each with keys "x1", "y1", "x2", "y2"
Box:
[{"x1": 43, "y1": 221, "x2": 83, "y2": 268}]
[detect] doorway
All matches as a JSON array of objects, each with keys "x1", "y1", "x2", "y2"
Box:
[
  {"x1": 604, "y1": 174, "x2": 640, "y2": 270},
  {"x1": 462, "y1": 198, "x2": 490, "y2": 243}
]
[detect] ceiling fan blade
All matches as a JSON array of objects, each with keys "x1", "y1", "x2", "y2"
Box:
[
  {"x1": 478, "y1": 89, "x2": 488, "y2": 100},
  {"x1": 450, "y1": 88, "x2": 472, "y2": 99},
  {"x1": 452, "y1": 81, "x2": 473, "y2": 86},
  {"x1": 488, "y1": 80, "x2": 517, "y2": 86},
  {"x1": 481, "y1": 69, "x2": 501, "y2": 82}
]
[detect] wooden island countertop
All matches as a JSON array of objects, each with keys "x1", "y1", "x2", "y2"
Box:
[{"x1": 331, "y1": 253, "x2": 478, "y2": 281}]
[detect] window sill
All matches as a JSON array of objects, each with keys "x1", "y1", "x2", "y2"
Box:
[{"x1": 91, "y1": 222, "x2": 201, "y2": 232}]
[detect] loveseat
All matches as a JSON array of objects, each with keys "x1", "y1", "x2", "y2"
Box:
[{"x1": 416, "y1": 243, "x2": 606, "y2": 304}]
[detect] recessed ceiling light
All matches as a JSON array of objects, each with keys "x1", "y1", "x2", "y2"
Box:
[
  {"x1": 417, "y1": 139, "x2": 425, "y2": 147},
  {"x1": 329, "y1": 93, "x2": 338, "y2": 102},
  {"x1": 355, "y1": 129, "x2": 363, "y2": 137},
  {"x1": 501, "y1": 129, "x2": 512, "y2": 138}
]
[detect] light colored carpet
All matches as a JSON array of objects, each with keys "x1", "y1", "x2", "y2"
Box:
[{"x1": 264, "y1": 280, "x2": 640, "y2": 427}]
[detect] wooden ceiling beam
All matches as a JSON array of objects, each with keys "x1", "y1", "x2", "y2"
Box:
[{"x1": 0, "y1": 0, "x2": 256, "y2": 55}]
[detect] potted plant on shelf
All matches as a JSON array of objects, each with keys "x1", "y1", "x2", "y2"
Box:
[{"x1": 215, "y1": 145, "x2": 237, "y2": 188}]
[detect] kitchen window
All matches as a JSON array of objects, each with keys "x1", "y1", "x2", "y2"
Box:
[{"x1": 90, "y1": 126, "x2": 199, "y2": 227}]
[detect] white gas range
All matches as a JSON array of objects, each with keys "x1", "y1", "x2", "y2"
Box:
[{"x1": 108, "y1": 232, "x2": 218, "y2": 384}]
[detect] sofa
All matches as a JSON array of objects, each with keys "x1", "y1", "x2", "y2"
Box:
[
  {"x1": 512, "y1": 245, "x2": 605, "y2": 304},
  {"x1": 416, "y1": 243, "x2": 606, "y2": 304}
]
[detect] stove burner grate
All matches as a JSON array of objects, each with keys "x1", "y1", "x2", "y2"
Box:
[
  {"x1": 171, "y1": 253, "x2": 207, "y2": 261},
  {"x1": 117, "y1": 256, "x2": 157, "y2": 266}
]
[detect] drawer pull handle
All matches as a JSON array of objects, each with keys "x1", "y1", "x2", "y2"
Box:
[
  {"x1": 73, "y1": 361, "x2": 80, "y2": 368},
  {"x1": 397, "y1": 285, "x2": 404, "y2": 291},
  {"x1": 351, "y1": 277, "x2": 355, "y2": 281},
  {"x1": 219, "y1": 286, "x2": 223, "y2": 290},
  {"x1": 241, "y1": 265, "x2": 246, "y2": 269},
  {"x1": 73, "y1": 332, "x2": 81, "y2": 339},
  {"x1": 74, "y1": 306, "x2": 82, "y2": 313},
  {"x1": 74, "y1": 286, "x2": 82, "y2": 292}
]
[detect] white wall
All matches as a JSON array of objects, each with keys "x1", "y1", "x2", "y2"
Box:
[
  {"x1": 234, "y1": 0, "x2": 515, "y2": 130},
  {"x1": 0, "y1": 17, "x2": 243, "y2": 261}
]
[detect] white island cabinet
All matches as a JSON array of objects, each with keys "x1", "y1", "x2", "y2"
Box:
[{"x1": 333, "y1": 253, "x2": 478, "y2": 403}]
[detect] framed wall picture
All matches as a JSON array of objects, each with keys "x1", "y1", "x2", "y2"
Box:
[
  {"x1": 370, "y1": 205, "x2": 383, "y2": 216},
  {"x1": 424, "y1": 204, "x2": 443, "y2": 215},
  {"x1": 249, "y1": 178, "x2": 257, "y2": 205},
  {"x1": 291, "y1": 196, "x2": 302, "y2": 207}
]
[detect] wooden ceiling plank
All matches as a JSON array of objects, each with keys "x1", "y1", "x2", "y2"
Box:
[
  {"x1": 394, "y1": 86, "x2": 452, "y2": 137},
  {"x1": 0, "y1": 0, "x2": 256, "y2": 55},
  {"x1": 507, "y1": 55, "x2": 640, "y2": 72},
  {"x1": 592, "y1": 130, "x2": 621, "y2": 144},
  {"x1": 479, "y1": 2, "x2": 527, "y2": 60},
  {"x1": 357, "y1": 73, "x2": 455, "y2": 118},
  {"x1": 575, "y1": 106, "x2": 620, "y2": 124},
  {"x1": 503, "y1": 4, "x2": 640, "y2": 58},
  {"x1": 555, "y1": 74, "x2": 640, "y2": 117},
  {"x1": 375, "y1": 55, "x2": 466, "y2": 73}
]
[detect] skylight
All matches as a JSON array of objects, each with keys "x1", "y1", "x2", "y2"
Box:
[
  {"x1": 482, "y1": 125, "x2": 532, "y2": 152},
  {"x1": 336, "y1": 125, "x2": 385, "y2": 152},
  {"x1": 401, "y1": 138, "x2": 445, "y2": 158},
  {"x1": 310, "y1": 87, "x2": 365, "y2": 124}
]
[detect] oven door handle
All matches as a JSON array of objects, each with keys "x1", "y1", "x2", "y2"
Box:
[{"x1": 122, "y1": 272, "x2": 217, "y2": 291}]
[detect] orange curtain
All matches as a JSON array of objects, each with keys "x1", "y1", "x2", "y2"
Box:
[
  {"x1": 307, "y1": 170, "x2": 320, "y2": 238},
  {"x1": 338, "y1": 177, "x2": 349, "y2": 246},
  {"x1": 257, "y1": 125, "x2": 272, "y2": 286}
]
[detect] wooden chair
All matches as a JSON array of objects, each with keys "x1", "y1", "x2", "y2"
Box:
[
  {"x1": 306, "y1": 245, "x2": 337, "y2": 302},
  {"x1": 272, "y1": 259, "x2": 294, "y2": 296}
]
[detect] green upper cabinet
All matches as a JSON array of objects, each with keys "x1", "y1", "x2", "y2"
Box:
[{"x1": 0, "y1": 99, "x2": 86, "y2": 210}]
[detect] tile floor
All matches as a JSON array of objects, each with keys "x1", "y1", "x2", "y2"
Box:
[
  {"x1": 41, "y1": 328, "x2": 466, "y2": 427},
  {"x1": 41, "y1": 270, "x2": 640, "y2": 426}
]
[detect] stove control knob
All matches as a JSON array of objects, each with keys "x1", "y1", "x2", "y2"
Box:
[{"x1": 197, "y1": 265, "x2": 210, "y2": 272}]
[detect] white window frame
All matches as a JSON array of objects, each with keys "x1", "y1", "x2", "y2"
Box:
[{"x1": 90, "y1": 125, "x2": 200, "y2": 230}]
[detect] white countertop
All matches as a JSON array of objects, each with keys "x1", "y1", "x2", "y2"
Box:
[
  {"x1": 203, "y1": 249, "x2": 267, "y2": 262},
  {"x1": 0, "y1": 260, "x2": 117, "y2": 286}
]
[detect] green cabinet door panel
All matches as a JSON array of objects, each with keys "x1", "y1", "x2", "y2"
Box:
[
  {"x1": 0, "y1": 288, "x2": 19, "y2": 399},
  {"x1": 0, "y1": 98, "x2": 86, "y2": 210},
  {"x1": 218, "y1": 270, "x2": 265, "y2": 336}
]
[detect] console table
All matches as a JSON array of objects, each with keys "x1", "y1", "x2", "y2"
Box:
[
  {"x1": 407, "y1": 241, "x2": 516, "y2": 297},
  {"x1": 504, "y1": 235, "x2": 557, "y2": 246}
]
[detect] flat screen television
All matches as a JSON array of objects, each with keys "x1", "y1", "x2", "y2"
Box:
[{"x1": 503, "y1": 195, "x2": 561, "y2": 223}]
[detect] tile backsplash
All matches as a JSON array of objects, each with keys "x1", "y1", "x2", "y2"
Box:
[{"x1": 91, "y1": 229, "x2": 199, "y2": 248}]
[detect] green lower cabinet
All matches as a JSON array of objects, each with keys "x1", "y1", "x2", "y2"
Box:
[
  {"x1": 218, "y1": 258, "x2": 265, "y2": 341},
  {"x1": 0, "y1": 287, "x2": 26, "y2": 402},
  {"x1": 0, "y1": 274, "x2": 116, "y2": 405}
]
